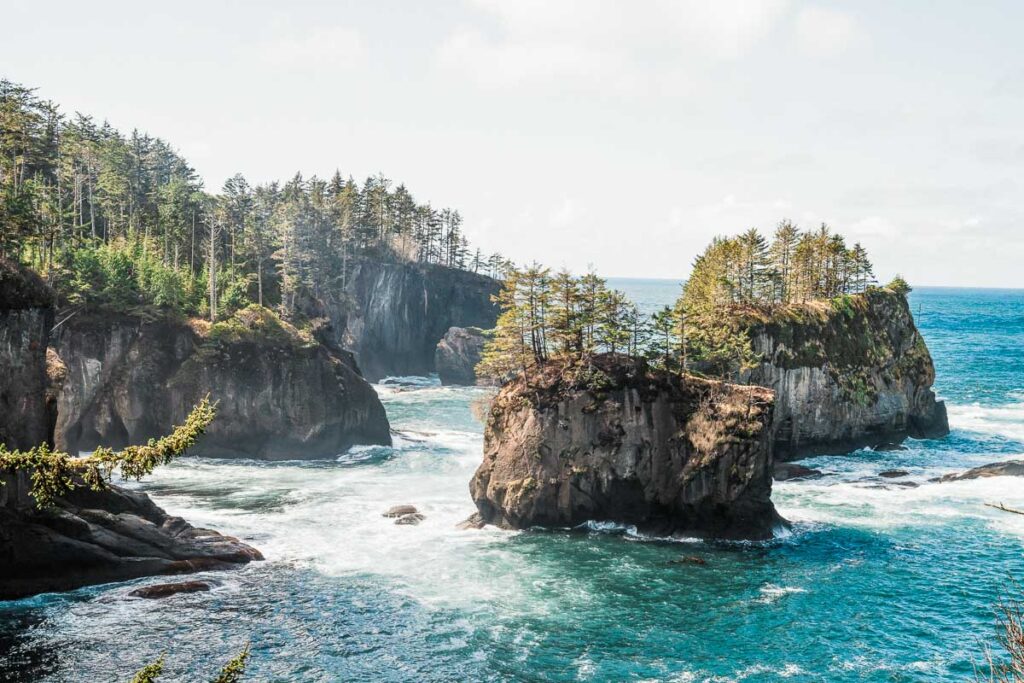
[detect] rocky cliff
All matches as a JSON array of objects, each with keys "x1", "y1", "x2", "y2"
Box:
[
  {"x1": 435, "y1": 326, "x2": 489, "y2": 386},
  {"x1": 470, "y1": 356, "x2": 781, "y2": 540},
  {"x1": 742, "y1": 288, "x2": 948, "y2": 460},
  {"x1": 0, "y1": 259, "x2": 54, "y2": 450},
  {"x1": 326, "y1": 259, "x2": 499, "y2": 381},
  {"x1": 53, "y1": 306, "x2": 391, "y2": 459}
]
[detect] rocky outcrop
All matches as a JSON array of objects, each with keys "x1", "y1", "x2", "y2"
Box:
[
  {"x1": 0, "y1": 470, "x2": 261, "y2": 600},
  {"x1": 324, "y1": 259, "x2": 499, "y2": 381},
  {"x1": 742, "y1": 288, "x2": 948, "y2": 460},
  {"x1": 939, "y1": 460, "x2": 1024, "y2": 482},
  {"x1": 435, "y1": 326, "x2": 488, "y2": 385},
  {"x1": 0, "y1": 259, "x2": 54, "y2": 450},
  {"x1": 0, "y1": 262, "x2": 262, "y2": 599},
  {"x1": 470, "y1": 356, "x2": 782, "y2": 540},
  {"x1": 53, "y1": 306, "x2": 391, "y2": 459}
]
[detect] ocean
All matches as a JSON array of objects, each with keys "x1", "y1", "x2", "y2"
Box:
[{"x1": 1, "y1": 282, "x2": 1022, "y2": 682}]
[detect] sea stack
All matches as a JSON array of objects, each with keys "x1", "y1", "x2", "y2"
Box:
[
  {"x1": 470, "y1": 355, "x2": 782, "y2": 540},
  {"x1": 742, "y1": 288, "x2": 949, "y2": 459},
  {"x1": 435, "y1": 326, "x2": 489, "y2": 385}
]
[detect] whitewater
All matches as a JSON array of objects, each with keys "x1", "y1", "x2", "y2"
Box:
[{"x1": 1, "y1": 284, "x2": 1022, "y2": 682}]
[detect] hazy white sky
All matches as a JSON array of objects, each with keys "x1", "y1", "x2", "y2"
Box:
[{"x1": 5, "y1": 0, "x2": 1023, "y2": 286}]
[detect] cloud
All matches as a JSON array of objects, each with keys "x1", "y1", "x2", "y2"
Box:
[
  {"x1": 259, "y1": 26, "x2": 364, "y2": 68},
  {"x1": 795, "y1": 6, "x2": 864, "y2": 58},
  {"x1": 436, "y1": 0, "x2": 790, "y2": 92}
]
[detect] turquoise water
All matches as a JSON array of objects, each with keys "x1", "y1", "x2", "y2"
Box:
[{"x1": 1, "y1": 284, "x2": 1023, "y2": 682}]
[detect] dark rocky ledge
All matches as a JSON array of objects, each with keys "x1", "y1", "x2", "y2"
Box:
[{"x1": 0, "y1": 471, "x2": 261, "y2": 601}]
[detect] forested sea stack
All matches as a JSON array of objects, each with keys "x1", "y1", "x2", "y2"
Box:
[
  {"x1": 471, "y1": 356, "x2": 781, "y2": 540},
  {"x1": 678, "y1": 224, "x2": 948, "y2": 458},
  {"x1": 742, "y1": 288, "x2": 948, "y2": 459}
]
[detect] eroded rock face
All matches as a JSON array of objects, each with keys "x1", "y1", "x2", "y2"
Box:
[
  {"x1": 324, "y1": 260, "x2": 499, "y2": 381},
  {"x1": 0, "y1": 471, "x2": 261, "y2": 600},
  {"x1": 742, "y1": 288, "x2": 949, "y2": 460},
  {"x1": 435, "y1": 326, "x2": 488, "y2": 386},
  {"x1": 53, "y1": 312, "x2": 391, "y2": 459},
  {"x1": 0, "y1": 259, "x2": 54, "y2": 450},
  {"x1": 470, "y1": 356, "x2": 782, "y2": 540}
]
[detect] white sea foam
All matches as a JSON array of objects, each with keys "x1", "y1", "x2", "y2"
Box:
[
  {"x1": 948, "y1": 400, "x2": 1024, "y2": 442},
  {"x1": 755, "y1": 584, "x2": 807, "y2": 604}
]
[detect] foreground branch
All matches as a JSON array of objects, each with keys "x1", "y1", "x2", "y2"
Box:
[
  {"x1": 0, "y1": 398, "x2": 216, "y2": 508},
  {"x1": 987, "y1": 503, "x2": 1024, "y2": 517}
]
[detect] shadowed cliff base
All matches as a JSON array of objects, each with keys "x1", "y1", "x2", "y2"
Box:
[{"x1": 471, "y1": 355, "x2": 783, "y2": 541}]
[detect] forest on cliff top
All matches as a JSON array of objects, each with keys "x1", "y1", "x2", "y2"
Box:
[{"x1": 0, "y1": 79, "x2": 509, "y2": 325}]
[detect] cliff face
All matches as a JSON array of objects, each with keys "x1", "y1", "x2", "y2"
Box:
[
  {"x1": 0, "y1": 259, "x2": 54, "y2": 450},
  {"x1": 0, "y1": 470, "x2": 261, "y2": 600},
  {"x1": 471, "y1": 356, "x2": 781, "y2": 540},
  {"x1": 742, "y1": 288, "x2": 948, "y2": 460},
  {"x1": 53, "y1": 307, "x2": 391, "y2": 459},
  {"x1": 327, "y1": 259, "x2": 499, "y2": 381}
]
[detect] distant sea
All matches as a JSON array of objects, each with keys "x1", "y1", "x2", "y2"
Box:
[{"x1": 1, "y1": 283, "x2": 1022, "y2": 682}]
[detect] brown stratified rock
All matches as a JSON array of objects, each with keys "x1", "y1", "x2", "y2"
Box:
[
  {"x1": 0, "y1": 473, "x2": 262, "y2": 601},
  {"x1": 435, "y1": 327, "x2": 490, "y2": 386},
  {"x1": 456, "y1": 512, "x2": 486, "y2": 530},
  {"x1": 129, "y1": 580, "x2": 211, "y2": 599},
  {"x1": 383, "y1": 505, "x2": 418, "y2": 518},
  {"x1": 939, "y1": 460, "x2": 1024, "y2": 482},
  {"x1": 470, "y1": 355, "x2": 784, "y2": 541}
]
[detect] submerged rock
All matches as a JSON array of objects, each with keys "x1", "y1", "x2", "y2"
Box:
[
  {"x1": 456, "y1": 512, "x2": 487, "y2": 530},
  {"x1": 435, "y1": 326, "x2": 489, "y2": 386},
  {"x1": 394, "y1": 513, "x2": 425, "y2": 526},
  {"x1": 0, "y1": 472, "x2": 261, "y2": 601},
  {"x1": 383, "y1": 504, "x2": 418, "y2": 518},
  {"x1": 129, "y1": 580, "x2": 211, "y2": 599},
  {"x1": 742, "y1": 288, "x2": 949, "y2": 460},
  {"x1": 939, "y1": 460, "x2": 1024, "y2": 482},
  {"x1": 773, "y1": 462, "x2": 824, "y2": 481},
  {"x1": 668, "y1": 556, "x2": 708, "y2": 566},
  {"x1": 52, "y1": 307, "x2": 391, "y2": 459},
  {"x1": 873, "y1": 442, "x2": 909, "y2": 452},
  {"x1": 470, "y1": 355, "x2": 783, "y2": 541},
  {"x1": 878, "y1": 469, "x2": 910, "y2": 478}
]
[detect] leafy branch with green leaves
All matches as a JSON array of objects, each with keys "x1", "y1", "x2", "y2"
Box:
[{"x1": 0, "y1": 398, "x2": 216, "y2": 508}]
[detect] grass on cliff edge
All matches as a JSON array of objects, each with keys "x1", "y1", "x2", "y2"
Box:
[{"x1": 190, "y1": 305, "x2": 318, "y2": 350}]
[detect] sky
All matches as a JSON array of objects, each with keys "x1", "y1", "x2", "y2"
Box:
[{"x1": 5, "y1": 0, "x2": 1024, "y2": 286}]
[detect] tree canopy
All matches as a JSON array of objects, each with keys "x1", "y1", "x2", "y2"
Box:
[
  {"x1": 0, "y1": 79, "x2": 510, "y2": 323},
  {"x1": 479, "y1": 224, "x2": 888, "y2": 385}
]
